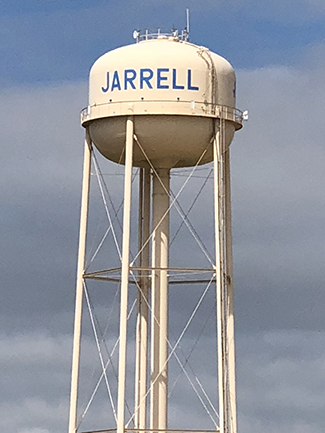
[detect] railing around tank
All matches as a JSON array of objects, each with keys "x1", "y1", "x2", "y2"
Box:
[
  {"x1": 80, "y1": 100, "x2": 243, "y2": 129},
  {"x1": 133, "y1": 28, "x2": 189, "y2": 43}
]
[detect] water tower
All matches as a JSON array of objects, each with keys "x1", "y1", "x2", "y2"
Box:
[{"x1": 68, "y1": 27, "x2": 243, "y2": 433}]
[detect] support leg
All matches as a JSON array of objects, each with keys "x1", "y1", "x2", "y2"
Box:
[
  {"x1": 68, "y1": 132, "x2": 92, "y2": 433},
  {"x1": 135, "y1": 167, "x2": 151, "y2": 430},
  {"x1": 214, "y1": 124, "x2": 226, "y2": 433},
  {"x1": 150, "y1": 168, "x2": 170, "y2": 431},
  {"x1": 224, "y1": 149, "x2": 237, "y2": 433},
  {"x1": 117, "y1": 117, "x2": 134, "y2": 433},
  {"x1": 214, "y1": 119, "x2": 237, "y2": 433}
]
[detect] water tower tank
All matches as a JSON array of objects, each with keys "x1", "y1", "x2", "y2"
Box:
[{"x1": 81, "y1": 33, "x2": 242, "y2": 168}]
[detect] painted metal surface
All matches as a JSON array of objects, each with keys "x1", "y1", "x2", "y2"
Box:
[
  {"x1": 81, "y1": 38, "x2": 242, "y2": 168},
  {"x1": 88, "y1": 40, "x2": 236, "y2": 111},
  {"x1": 117, "y1": 117, "x2": 134, "y2": 433},
  {"x1": 68, "y1": 135, "x2": 92, "y2": 433}
]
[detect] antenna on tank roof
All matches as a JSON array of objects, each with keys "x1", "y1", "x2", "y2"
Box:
[{"x1": 185, "y1": 8, "x2": 190, "y2": 41}]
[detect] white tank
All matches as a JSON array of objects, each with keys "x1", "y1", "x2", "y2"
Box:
[{"x1": 81, "y1": 34, "x2": 242, "y2": 168}]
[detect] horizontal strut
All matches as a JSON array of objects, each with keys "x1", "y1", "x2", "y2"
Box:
[{"x1": 82, "y1": 428, "x2": 220, "y2": 433}]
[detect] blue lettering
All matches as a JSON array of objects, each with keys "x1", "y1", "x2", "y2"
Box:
[
  {"x1": 101, "y1": 72, "x2": 110, "y2": 93},
  {"x1": 124, "y1": 69, "x2": 137, "y2": 90},
  {"x1": 101, "y1": 68, "x2": 200, "y2": 92},
  {"x1": 187, "y1": 69, "x2": 199, "y2": 91},
  {"x1": 157, "y1": 68, "x2": 169, "y2": 89},
  {"x1": 111, "y1": 71, "x2": 121, "y2": 91},
  {"x1": 172, "y1": 69, "x2": 185, "y2": 90},
  {"x1": 140, "y1": 68, "x2": 154, "y2": 89}
]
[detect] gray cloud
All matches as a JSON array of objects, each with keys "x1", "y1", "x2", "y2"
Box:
[
  {"x1": 1, "y1": 329, "x2": 325, "y2": 432},
  {"x1": 236, "y1": 331, "x2": 325, "y2": 432},
  {"x1": 231, "y1": 64, "x2": 325, "y2": 332}
]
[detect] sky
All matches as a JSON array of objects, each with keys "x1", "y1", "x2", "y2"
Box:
[{"x1": 1, "y1": 1, "x2": 325, "y2": 432}]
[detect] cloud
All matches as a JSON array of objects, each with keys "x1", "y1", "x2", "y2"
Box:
[
  {"x1": 0, "y1": 397, "x2": 68, "y2": 432},
  {"x1": 236, "y1": 331, "x2": 325, "y2": 432},
  {"x1": 1, "y1": 329, "x2": 325, "y2": 432},
  {"x1": 231, "y1": 61, "x2": 325, "y2": 331},
  {"x1": 0, "y1": 81, "x2": 88, "y2": 332},
  {"x1": 19, "y1": 429, "x2": 51, "y2": 433}
]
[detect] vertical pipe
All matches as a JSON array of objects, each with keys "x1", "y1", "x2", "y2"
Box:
[
  {"x1": 140, "y1": 168, "x2": 151, "y2": 429},
  {"x1": 214, "y1": 126, "x2": 226, "y2": 433},
  {"x1": 135, "y1": 167, "x2": 151, "y2": 430},
  {"x1": 158, "y1": 168, "x2": 170, "y2": 431},
  {"x1": 150, "y1": 167, "x2": 160, "y2": 430},
  {"x1": 135, "y1": 170, "x2": 144, "y2": 430},
  {"x1": 150, "y1": 168, "x2": 170, "y2": 431},
  {"x1": 117, "y1": 117, "x2": 134, "y2": 433},
  {"x1": 224, "y1": 149, "x2": 237, "y2": 433},
  {"x1": 150, "y1": 234, "x2": 160, "y2": 433},
  {"x1": 68, "y1": 132, "x2": 92, "y2": 433}
]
